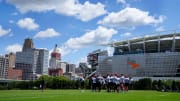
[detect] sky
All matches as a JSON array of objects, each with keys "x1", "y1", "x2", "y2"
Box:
[{"x1": 0, "y1": 0, "x2": 180, "y2": 65}]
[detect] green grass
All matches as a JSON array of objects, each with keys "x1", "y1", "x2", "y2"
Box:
[{"x1": 0, "y1": 90, "x2": 179, "y2": 101}]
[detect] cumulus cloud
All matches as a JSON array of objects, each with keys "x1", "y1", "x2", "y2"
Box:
[
  {"x1": 65, "y1": 26, "x2": 117, "y2": 49},
  {"x1": 56, "y1": 26, "x2": 117, "y2": 56},
  {"x1": 17, "y1": 18, "x2": 39, "y2": 30},
  {"x1": 0, "y1": 25, "x2": 11, "y2": 37},
  {"x1": 7, "y1": 0, "x2": 107, "y2": 22},
  {"x1": 98, "y1": 7, "x2": 165, "y2": 28},
  {"x1": 76, "y1": 1, "x2": 107, "y2": 21},
  {"x1": 34, "y1": 28, "x2": 60, "y2": 38},
  {"x1": 6, "y1": 44, "x2": 22, "y2": 53}
]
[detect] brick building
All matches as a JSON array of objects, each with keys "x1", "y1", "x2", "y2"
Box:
[{"x1": 8, "y1": 68, "x2": 22, "y2": 80}]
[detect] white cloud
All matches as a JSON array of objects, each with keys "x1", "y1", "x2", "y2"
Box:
[
  {"x1": 65, "y1": 26, "x2": 117, "y2": 49},
  {"x1": 56, "y1": 26, "x2": 117, "y2": 57},
  {"x1": 17, "y1": 17, "x2": 39, "y2": 31},
  {"x1": 156, "y1": 26, "x2": 165, "y2": 32},
  {"x1": 0, "y1": 25, "x2": 11, "y2": 37},
  {"x1": 6, "y1": 44, "x2": 22, "y2": 53},
  {"x1": 34, "y1": 28, "x2": 60, "y2": 38},
  {"x1": 98, "y1": 7, "x2": 165, "y2": 28},
  {"x1": 7, "y1": 0, "x2": 107, "y2": 22},
  {"x1": 76, "y1": 1, "x2": 107, "y2": 21}
]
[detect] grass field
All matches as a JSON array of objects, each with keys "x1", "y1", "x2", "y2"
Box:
[{"x1": 0, "y1": 90, "x2": 179, "y2": 101}]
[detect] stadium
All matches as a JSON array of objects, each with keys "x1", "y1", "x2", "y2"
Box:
[
  {"x1": 112, "y1": 32, "x2": 180, "y2": 77},
  {"x1": 97, "y1": 31, "x2": 180, "y2": 77}
]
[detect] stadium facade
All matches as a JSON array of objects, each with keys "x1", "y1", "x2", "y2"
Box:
[{"x1": 96, "y1": 33, "x2": 180, "y2": 77}]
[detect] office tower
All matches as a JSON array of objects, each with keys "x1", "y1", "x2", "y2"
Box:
[
  {"x1": 0, "y1": 55, "x2": 9, "y2": 79},
  {"x1": 15, "y1": 38, "x2": 49, "y2": 80},
  {"x1": 22, "y1": 38, "x2": 34, "y2": 51}
]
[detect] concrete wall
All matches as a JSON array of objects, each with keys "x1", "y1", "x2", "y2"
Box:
[{"x1": 112, "y1": 52, "x2": 180, "y2": 77}]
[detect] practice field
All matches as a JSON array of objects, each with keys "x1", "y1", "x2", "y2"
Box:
[{"x1": 0, "y1": 90, "x2": 179, "y2": 101}]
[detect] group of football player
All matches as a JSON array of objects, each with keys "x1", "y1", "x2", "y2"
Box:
[{"x1": 91, "y1": 74, "x2": 133, "y2": 92}]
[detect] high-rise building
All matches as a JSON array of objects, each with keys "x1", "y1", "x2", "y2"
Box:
[
  {"x1": 66, "y1": 64, "x2": 75, "y2": 74},
  {"x1": 7, "y1": 52, "x2": 16, "y2": 68},
  {"x1": 15, "y1": 38, "x2": 49, "y2": 80},
  {"x1": 22, "y1": 38, "x2": 34, "y2": 51},
  {"x1": 38, "y1": 49, "x2": 49, "y2": 75},
  {"x1": 16, "y1": 49, "x2": 36, "y2": 80},
  {"x1": 60, "y1": 62, "x2": 67, "y2": 74},
  {"x1": 0, "y1": 55, "x2": 9, "y2": 79},
  {"x1": 0, "y1": 53, "x2": 21, "y2": 79},
  {"x1": 49, "y1": 44, "x2": 61, "y2": 69},
  {"x1": 48, "y1": 44, "x2": 63, "y2": 76},
  {"x1": 64, "y1": 63, "x2": 76, "y2": 79}
]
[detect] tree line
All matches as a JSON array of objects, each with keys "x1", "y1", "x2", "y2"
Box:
[{"x1": 0, "y1": 75, "x2": 179, "y2": 92}]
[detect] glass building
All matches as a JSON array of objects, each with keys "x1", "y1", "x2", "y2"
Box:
[
  {"x1": 15, "y1": 38, "x2": 49, "y2": 80},
  {"x1": 16, "y1": 48, "x2": 49, "y2": 80}
]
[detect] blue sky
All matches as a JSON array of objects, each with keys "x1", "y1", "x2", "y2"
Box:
[{"x1": 0, "y1": 0, "x2": 180, "y2": 65}]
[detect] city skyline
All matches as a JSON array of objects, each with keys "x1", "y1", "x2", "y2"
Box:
[{"x1": 0, "y1": 0, "x2": 180, "y2": 64}]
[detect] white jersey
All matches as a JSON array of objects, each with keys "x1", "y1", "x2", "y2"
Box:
[
  {"x1": 110, "y1": 76, "x2": 114, "y2": 83},
  {"x1": 92, "y1": 77, "x2": 96, "y2": 83},
  {"x1": 112, "y1": 76, "x2": 117, "y2": 84},
  {"x1": 120, "y1": 76, "x2": 125, "y2": 83},
  {"x1": 97, "y1": 76, "x2": 104, "y2": 84},
  {"x1": 124, "y1": 77, "x2": 129, "y2": 84},
  {"x1": 106, "y1": 76, "x2": 111, "y2": 83},
  {"x1": 115, "y1": 77, "x2": 120, "y2": 85}
]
